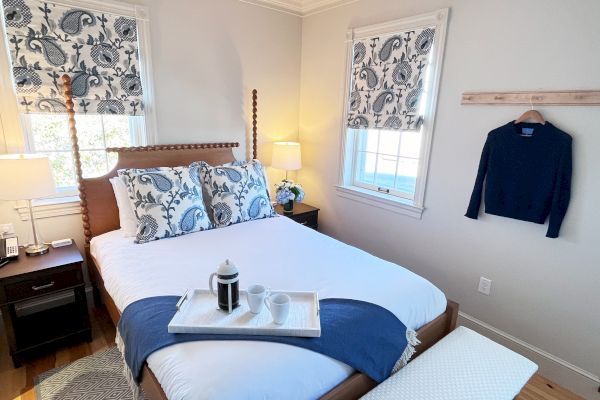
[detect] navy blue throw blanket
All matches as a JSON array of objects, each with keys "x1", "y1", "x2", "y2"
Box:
[{"x1": 118, "y1": 296, "x2": 410, "y2": 384}]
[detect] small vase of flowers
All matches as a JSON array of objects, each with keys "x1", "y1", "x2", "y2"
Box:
[{"x1": 275, "y1": 180, "x2": 305, "y2": 214}]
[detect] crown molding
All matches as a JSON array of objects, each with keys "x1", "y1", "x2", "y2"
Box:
[
  {"x1": 302, "y1": 0, "x2": 358, "y2": 15},
  {"x1": 239, "y1": 0, "x2": 357, "y2": 17},
  {"x1": 239, "y1": 0, "x2": 303, "y2": 16}
]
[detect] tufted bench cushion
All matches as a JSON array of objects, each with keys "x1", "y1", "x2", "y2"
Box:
[{"x1": 361, "y1": 326, "x2": 538, "y2": 400}]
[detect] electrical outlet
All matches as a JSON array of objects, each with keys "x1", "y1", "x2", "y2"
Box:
[
  {"x1": 0, "y1": 223, "x2": 15, "y2": 236},
  {"x1": 478, "y1": 277, "x2": 492, "y2": 295}
]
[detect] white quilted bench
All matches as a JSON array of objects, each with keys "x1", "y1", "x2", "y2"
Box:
[{"x1": 362, "y1": 326, "x2": 538, "y2": 400}]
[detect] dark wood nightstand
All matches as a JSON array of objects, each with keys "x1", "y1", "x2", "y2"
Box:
[
  {"x1": 274, "y1": 203, "x2": 319, "y2": 230},
  {"x1": 0, "y1": 242, "x2": 91, "y2": 367}
]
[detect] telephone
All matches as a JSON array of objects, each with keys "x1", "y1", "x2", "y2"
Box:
[{"x1": 0, "y1": 237, "x2": 19, "y2": 267}]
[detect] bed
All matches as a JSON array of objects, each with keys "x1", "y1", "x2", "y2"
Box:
[{"x1": 62, "y1": 76, "x2": 458, "y2": 399}]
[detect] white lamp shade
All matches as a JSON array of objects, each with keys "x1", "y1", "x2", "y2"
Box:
[
  {"x1": 271, "y1": 142, "x2": 302, "y2": 171},
  {"x1": 0, "y1": 154, "x2": 56, "y2": 200}
]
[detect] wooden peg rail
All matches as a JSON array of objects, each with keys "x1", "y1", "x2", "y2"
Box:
[{"x1": 461, "y1": 90, "x2": 600, "y2": 106}]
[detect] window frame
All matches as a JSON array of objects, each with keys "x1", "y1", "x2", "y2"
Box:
[
  {"x1": 336, "y1": 8, "x2": 449, "y2": 219},
  {"x1": 0, "y1": 0, "x2": 157, "y2": 214}
]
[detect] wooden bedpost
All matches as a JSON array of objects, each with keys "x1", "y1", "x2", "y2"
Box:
[
  {"x1": 252, "y1": 89, "x2": 258, "y2": 160},
  {"x1": 62, "y1": 74, "x2": 90, "y2": 244}
]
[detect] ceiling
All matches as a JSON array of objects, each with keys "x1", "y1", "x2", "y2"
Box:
[{"x1": 240, "y1": 0, "x2": 358, "y2": 17}]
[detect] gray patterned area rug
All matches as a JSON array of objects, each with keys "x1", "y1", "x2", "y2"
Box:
[{"x1": 35, "y1": 346, "x2": 144, "y2": 400}]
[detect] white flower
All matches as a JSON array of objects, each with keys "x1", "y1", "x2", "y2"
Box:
[{"x1": 274, "y1": 179, "x2": 305, "y2": 204}]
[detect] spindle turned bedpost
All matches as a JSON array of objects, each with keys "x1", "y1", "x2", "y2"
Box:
[
  {"x1": 62, "y1": 74, "x2": 91, "y2": 244},
  {"x1": 252, "y1": 89, "x2": 258, "y2": 160}
]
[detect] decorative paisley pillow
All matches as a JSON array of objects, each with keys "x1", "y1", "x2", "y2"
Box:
[
  {"x1": 199, "y1": 160, "x2": 275, "y2": 228},
  {"x1": 118, "y1": 167, "x2": 213, "y2": 243},
  {"x1": 190, "y1": 160, "x2": 249, "y2": 222}
]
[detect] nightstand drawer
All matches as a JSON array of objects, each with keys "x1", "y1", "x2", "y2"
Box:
[
  {"x1": 4, "y1": 267, "x2": 83, "y2": 302},
  {"x1": 290, "y1": 211, "x2": 318, "y2": 228}
]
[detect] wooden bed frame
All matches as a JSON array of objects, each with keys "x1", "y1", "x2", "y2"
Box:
[{"x1": 62, "y1": 75, "x2": 459, "y2": 399}]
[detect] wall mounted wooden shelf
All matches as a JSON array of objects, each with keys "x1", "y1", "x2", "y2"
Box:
[{"x1": 461, "y1": 90, "x2": 600, "y2": 106}]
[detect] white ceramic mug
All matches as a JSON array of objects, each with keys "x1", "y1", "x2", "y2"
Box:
[
  {"x1": 246, "y1": 284, "x2": 269, "y2": 314},
  {"x1": 264, "y1": 293, "x2": 291, "y2": 325}
]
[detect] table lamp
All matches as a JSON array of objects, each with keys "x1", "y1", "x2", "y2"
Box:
[
  {"x1": 271, "y1": 141, "x2": 302, "y2": 180},
  {"x1": 0, "y1": 154, "x2": 56, "y2": 256}
]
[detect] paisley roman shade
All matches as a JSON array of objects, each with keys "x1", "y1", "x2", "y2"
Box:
[
  {"x1": 1, "y1": 0, "x2": 144, "y2": 115},
  {"x1": 347, "y1": 26, "x2": 436, "y2": 131}
]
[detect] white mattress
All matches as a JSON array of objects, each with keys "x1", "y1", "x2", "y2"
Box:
[{"x1": 91, "y1": 215, "x2": 446, "y2": 400}]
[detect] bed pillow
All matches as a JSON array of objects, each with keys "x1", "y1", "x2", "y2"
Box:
[
  {"x1": 190, "y1": 160, "x2": 251, "y2": 222},
  {"x1": 191, "y1": 159, "x2": 273, "y2": 199},
  {"x1": 200, "y1": 160, "x2": 275, "y2": 227},
  {"x1": 118, "y1": 166, "x2": 213, "y2": 243},
  {"x1": 109, "y1": 177, "x2": 138, "y2": 237}
]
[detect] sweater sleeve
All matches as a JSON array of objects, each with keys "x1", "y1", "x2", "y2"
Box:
[
  {"x1": 465, "y1": 133, "x2": 492, "y2": 219},
  {"x1": 546, "y1": 137, "x2": 572, "y2": 238}
]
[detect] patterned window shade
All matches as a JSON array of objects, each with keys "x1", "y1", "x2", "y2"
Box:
[
  {"x1": 2, "y1": 0, "x2": 144, "y2": 115},
  {"x1": 347, "y1": 26, "x2": 436, "y2": 131}
]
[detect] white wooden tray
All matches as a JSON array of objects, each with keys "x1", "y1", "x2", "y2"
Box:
[{"x1": 168, "y1": 289, "x2": 321, "y2": 337}]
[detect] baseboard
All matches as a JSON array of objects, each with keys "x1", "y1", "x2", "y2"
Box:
[{"x1": 458, "y1": 311, "x2": 599, "y2": 398}]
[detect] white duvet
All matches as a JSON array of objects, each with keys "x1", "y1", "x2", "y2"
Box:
[{"x1": 91, "y1": 215, "x2": 446, "y2": 400}]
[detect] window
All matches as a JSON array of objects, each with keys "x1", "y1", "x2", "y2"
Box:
[
  {"x1": 338, "y1": 9, "x2": 448, "y2": 217},
  {"x1": 0, "y1": 0, "x2": 155, "y2": 199},
  {"x1": 23, "y1": 114, "x2": 145, "y2": 192},
  {"x1": 352, "y1": 128, "x2": 421, "y2": 200}
]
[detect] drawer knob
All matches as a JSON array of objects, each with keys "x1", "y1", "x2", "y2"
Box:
[{"x1": 32, "y1": 281, "x2": 55, "y2": 291}]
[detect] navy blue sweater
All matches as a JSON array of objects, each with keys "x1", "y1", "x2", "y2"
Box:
[{"x1": 465, "y1": 121, "x2": 572, "y2": 238}]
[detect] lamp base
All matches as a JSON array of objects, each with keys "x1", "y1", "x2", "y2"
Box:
[{"x1": 25, "y1": 244, "x2": 49, "y2": 257}]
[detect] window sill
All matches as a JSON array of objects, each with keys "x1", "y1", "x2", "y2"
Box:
[
  {"x1": 335, "y1": 185, "x2": 424, "y2": 219},
  {"x1": 14, "y1": 196, "x2": 81, "y2": 221}
]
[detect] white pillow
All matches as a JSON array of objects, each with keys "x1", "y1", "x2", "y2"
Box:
[{"x1": 109, "y1": 177, "x2": 138, "y2": 237}]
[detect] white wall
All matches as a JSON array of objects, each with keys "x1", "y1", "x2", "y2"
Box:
[
  {"x1": 0, "y1": 0, "x2": 302, "y2": 249},
  {"x1": 297, "y1": 0, "x2": 600, "y2": 397},
  {"x1": 136, "y1": 0, "x2": 302, "y2": 160}
]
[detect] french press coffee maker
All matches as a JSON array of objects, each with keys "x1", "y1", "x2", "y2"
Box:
[{"x1": 209, "y1": 259, "x2": 240, "y2": 313}]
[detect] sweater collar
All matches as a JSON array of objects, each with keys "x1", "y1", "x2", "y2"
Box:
[{"x1": 510, "y1": 121, "x2": 552, "y2": 139}]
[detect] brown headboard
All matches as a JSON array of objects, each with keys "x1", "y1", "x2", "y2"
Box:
[
  {"x1": 79, "y1": 144, "x2": 238, "y2": 243},
  {"x1": 62, "y1": 75, "x2": 258, "y2": 244}
]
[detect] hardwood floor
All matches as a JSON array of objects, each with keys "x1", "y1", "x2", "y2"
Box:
[
  {"x1": 517, "y1": 375, "x2": 585, "y2": 400},
  {"x1": 0, "y1": 306, "x2": 115, "y2": 400},
  {"x1": 0, "y1": 305, "x2": 584, "y2": 400}
]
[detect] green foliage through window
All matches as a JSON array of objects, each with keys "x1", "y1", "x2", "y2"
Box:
[{"x1": 28, "y1": 114, "x2": 134, "y2": 190}]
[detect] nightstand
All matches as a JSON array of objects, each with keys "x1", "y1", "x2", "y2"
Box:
[
  {"x1": 0, "y1": 242, "x2": 91, "y2": 367},
  {"x1": 275, "y1": 203, "x2": 319, "y2": 230}
]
